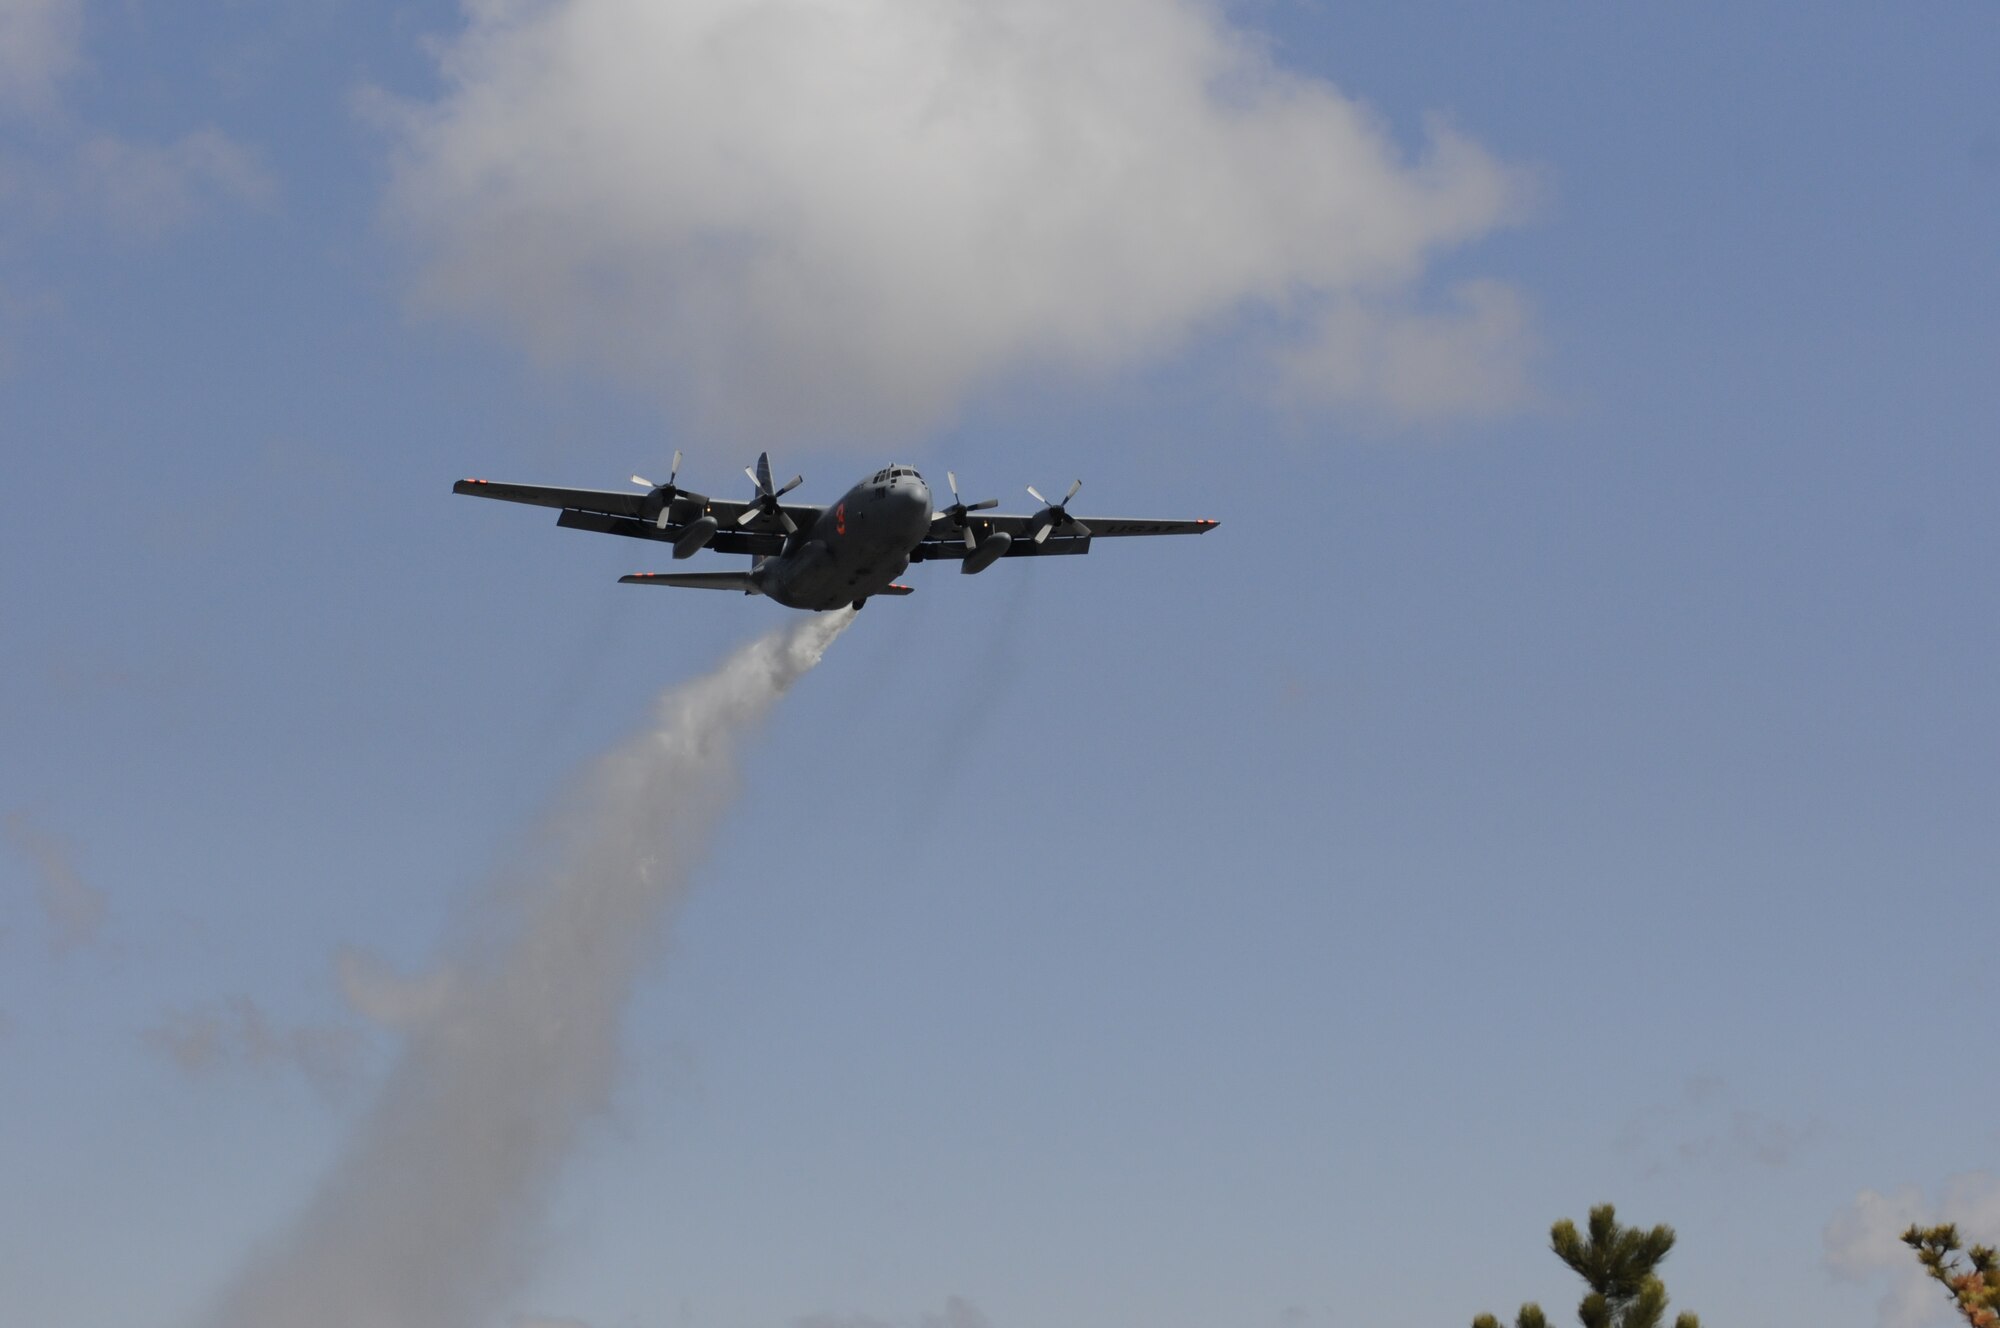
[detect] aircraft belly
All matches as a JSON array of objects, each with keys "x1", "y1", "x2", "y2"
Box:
[{"x1": 772, "y1": 529, "x2": 912, "y2": 609}]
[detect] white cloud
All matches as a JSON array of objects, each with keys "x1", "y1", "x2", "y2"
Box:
[
  {"x1": 0, "y1": 0, "x2": 83, "y2": 115},
  {"x1": 1, "y1": 2, "x2": 272, "y2": 241},
  {"x1": 794, "y1": 1301, "x2": 992, "y2": 1328},
  {"x1": 2, "y1": 809, "x2": 106, "y2": 951},
  {"x1": 383, "y1": 0, "x2": 1534, "y2": 446},
  {"x1": 1276, "y1": 278, "x2": 1541, "y2": 425},
  {"x1": 336, "y1": 945, "x2": 456, "y2": 1030},
  {"x1": 1613, "y1": 1074, "x2": 1820, "y2": 1176},
  {"x1": 143, "y1": 995, "x2": 364, "y2": 1099},
  {"x1": 1824, "y1": 1172, "x2": 2000, "y2": 1328},
  {"x1": 921, "y1": 1298, "x2": 994, "y2": 1328},
  {"x1": 70, "y1": 127, "x2": 274, "y2": 236},
  {"x1": 0, "y1": 7, "x2": 271, "y2": 361}
]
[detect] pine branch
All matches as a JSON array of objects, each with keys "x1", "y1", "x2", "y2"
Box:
[
  {"x1": 1904, "y1": 1225, "x2": 2000, "y2": 1328},
  {"x1": 1480, "y1": 1204, "x2": 1702, "y2": 1328}
]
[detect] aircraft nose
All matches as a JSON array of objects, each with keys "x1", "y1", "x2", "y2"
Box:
[{"x1": 894, "y1": 473, "x2": 933, "y2": 535}]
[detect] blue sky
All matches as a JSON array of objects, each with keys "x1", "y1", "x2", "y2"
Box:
[{"x1": 2, "y1": 4, "x2": 1996, "y2": 1327}]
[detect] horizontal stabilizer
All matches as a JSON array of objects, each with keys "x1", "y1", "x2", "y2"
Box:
[{"x1": 619, "y1": 571, "x2": 762, "y2": 594}]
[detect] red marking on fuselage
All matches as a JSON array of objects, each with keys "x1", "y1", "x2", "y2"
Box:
[{"x1": 835, "y1": 501, "x2": 847, "y2": 536}]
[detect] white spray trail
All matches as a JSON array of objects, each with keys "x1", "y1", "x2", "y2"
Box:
[{"x1": 202, "y1": 611, "x2": 854, "y2": 1328}]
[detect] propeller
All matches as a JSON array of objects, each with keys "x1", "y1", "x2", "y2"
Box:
[
  {"x1": 737, "y1": 451, "x2": 803, "y2": 534},
  {"x1": 630, "y1": 450, "x2": 686, "y2": 529},
  {"x1": 1025, "y1": 479, "x2": 1091, "y2": 545},
  {"x1": 932, "y1": 470, "x2": 1000, "y2": 550}
]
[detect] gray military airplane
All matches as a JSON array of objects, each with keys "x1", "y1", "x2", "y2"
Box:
[{"x1": 453, "y1": 451, "x2": 1217, "y2": 610}]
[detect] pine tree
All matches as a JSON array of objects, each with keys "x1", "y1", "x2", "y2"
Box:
[
  {"x1": 1903, "y1": 1224, "x2": 2000, "y2": 1328},
  {"x1": 1473, "y1": 1204, "x2": 1701, "y2": 1328}
]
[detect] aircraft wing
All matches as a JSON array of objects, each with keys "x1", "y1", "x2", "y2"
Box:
[
  {"x1": 698, "y1": 496, "x2": 827, "y2": 535},
  {"x1": 453, "y1": 478, "x2": 822, "y2": 550},
  {"x1": 617, "y1": 572, "x2": 913, "y2": 596},
  {"x1": 981, "y1": 514, "x2": 1219, "y2": 539},
  {"x1": 619, "y1": 571, "x2": 760, "y2": 592},
  {"x1": 453, "y1": 478, "x2": 658, "y2": 519},
  {"x1": 911, "y1": 511, "x2": 1218, "y2": 562}
]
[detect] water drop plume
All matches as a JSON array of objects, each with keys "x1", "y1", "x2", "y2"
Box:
[{"x1": 202, "y1": 609, "x2": 855, "y2": 1328}]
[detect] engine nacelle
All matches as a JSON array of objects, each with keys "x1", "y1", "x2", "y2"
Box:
[
  {"x1": 672, "y1": 514, "x2": 720, "y2": 559},
  {"x1": 960, "y1": 530, "x2": 1012, "y2": 574}
]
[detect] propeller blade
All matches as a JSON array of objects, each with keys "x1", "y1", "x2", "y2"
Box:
[
  {"x1": 669, "y1": 449, "x2": 682, "y2": 485},
  {"x1": 1069, "y1": 519, "x2": 1092, "y2": 538},
  {"x1": 935, "y1": 474, "x2": 998, "y2": 540},
  {"x1": 778, "y1": 509, "x2": 798, "y2": 535},
  {"x1": 631, "y1": 474, "x2": 653, "y2": 489},
  {"x1": 1032, "y1": 519, "x2": 1053, "y2": 545},
  {"x1": 655, "y1": 506, "x2": 673, "y2": 530},
  {"x1": 1064, "y1": 478, "x2": 1083, "y2": 504},
  {"x1": 1026, "y1": 485, "x2": 1048, "y2": 506},
  {"x1": 736, "y1": 507, "x2": 759, "y2": 527},
  {"x1": 775, "y1": 474, "x2": 804, "y2": 498},
  {"x1": 745, "y1": 465, "x2": 763, "y2": 492}
]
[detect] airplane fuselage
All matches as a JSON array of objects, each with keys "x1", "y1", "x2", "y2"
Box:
[
  {"x1": 755, "y1": 465, "x2": 934, "y2": 610},
  {"x1": 454, "y1": 453, "x2": 1217, "y2": 608}
]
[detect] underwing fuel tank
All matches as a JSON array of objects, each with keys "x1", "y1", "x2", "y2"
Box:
[
  {"x1": 673, "y1": 514, "x2": 720, "y2": 559},
  {"x1": 961, "y1": 530, "x2": 1012, "y2": 573}
]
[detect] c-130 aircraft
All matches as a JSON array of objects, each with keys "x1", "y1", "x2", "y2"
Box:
[{"x1": 454, "y1": 451, "x2": 1218, "y2": 611}]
